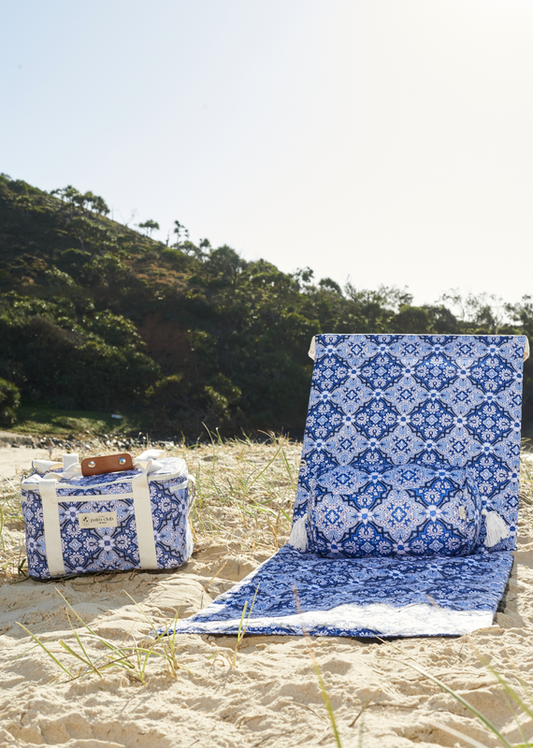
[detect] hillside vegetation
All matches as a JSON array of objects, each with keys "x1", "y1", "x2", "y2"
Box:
[{"x1": 1, "y1": 173, "x2": 532, "y2": 438}]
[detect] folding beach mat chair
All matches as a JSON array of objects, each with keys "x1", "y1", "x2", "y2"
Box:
[{"x1": 168, "y1": 334, "x2": 528, "y2": 638}]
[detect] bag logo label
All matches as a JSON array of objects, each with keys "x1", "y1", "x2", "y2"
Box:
[{"x1": 78, "y1": 511, "x2": 117, "y2": 529}]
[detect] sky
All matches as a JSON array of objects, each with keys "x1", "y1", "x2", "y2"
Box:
[{"x1": 1, "y1": 0, "x2": 533, "y2": 307}]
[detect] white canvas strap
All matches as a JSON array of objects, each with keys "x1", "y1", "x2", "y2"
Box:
[
  {"x1": 187, "y1": 474, "x2": 197, "y2": 510},
  {"x1": 32, "y1": 459, "x2": 64, "y2": 473},
  {"x1": 40, "y1": 479, "x2": 67, "y2": 577},
  {"x1": 37, "y1": 464, "x2": 160, "y2": 576},
  {"x1": 32, "y1": 450, "x2": 166, "y2": 478},
  {"x1": 131, "y1": 463, "x2": 158, "y2": 569}
]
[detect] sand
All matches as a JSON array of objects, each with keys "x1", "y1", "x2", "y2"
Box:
[
  {"x1": 0, "y1": 447, "x2": 49, "y2": 483},
  {"x1": 1, "y1": 444, "x2": 533, "y2": 748}
]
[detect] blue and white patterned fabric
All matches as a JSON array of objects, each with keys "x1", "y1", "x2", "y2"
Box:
[
  {"x1": 295, "y1": 335, "x2": 524, "y2": 551},
  {"x1": 163, "y1": 546, "x2": 513, "y2": 637},
  {"x1": 21, "y1": 457, "x2": 194, "y2": 579},
  {"x1": 308, "y1": 465, "x2": 482, "y2": 558},
  {"x1": 165, "y1": 335, "x2": 526, "y2": 638}
]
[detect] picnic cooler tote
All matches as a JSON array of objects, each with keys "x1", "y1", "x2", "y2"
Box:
[
  {"x1": 20, "y1": 450, "x2": 195, "y2": 580},
  {"x1": 162, "y1": 334, "x2": 528, "y2": 639}
]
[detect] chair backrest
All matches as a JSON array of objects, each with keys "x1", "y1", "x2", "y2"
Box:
[{"x1": 294, "y1": 334, "x2": 526, "y2": 553}]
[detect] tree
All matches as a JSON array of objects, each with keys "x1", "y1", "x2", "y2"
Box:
[
  {"x1": 203, "y1": 245, "x2": 245, "y2": 286},
  {"x1": 50, "y1": 186, "x2": 109, "y2": 215},
  {"x1": 138, "y1": 219, "x2": 160, "y2": 237},
  {"x1": 292, "y1": 267, "x2": 315, "y2": 292},
  {"x1": 85, "y1": 192, "x2": 110, "y2": 215},
  {"x1": 344, "y1": 283, "x2": 413, "y2": 312},
  {"x1": 173, "y1": 220, "x2": 189, "y2": 247},
  {"x1": 423, "y1": 305, "x2": 458, "y2": 333},
  {"x1": 51, "y1": 185, "x2": 79, "y2": 203},
  {"x1": 319, "y1": 277, "x2": 342, "y2": 295},
  {"x1": 392, "y1": 305, "x2": 430, "y2": 334},
  {"x1": 0, "y1": 377, "x2": 20, "y2": 427}
]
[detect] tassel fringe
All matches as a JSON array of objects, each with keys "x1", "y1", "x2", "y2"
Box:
[
  {"x1": 289, "y1": 508, "x2": 509, "y2": 550},
  {"x1": 288, "y1": 516, "x2": 308, "y2": 551},
  {"x1": 482, "y1": 508, "x2": 510, "y2": 548}
]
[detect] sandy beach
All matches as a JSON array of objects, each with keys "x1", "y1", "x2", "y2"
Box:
[{"x1": 1, "y1": 441, "x2": 532, "y2": 748}]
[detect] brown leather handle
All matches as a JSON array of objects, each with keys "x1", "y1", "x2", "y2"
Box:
[{"x1": 81, "y1": 453, "x2": 134, "y2": 477}]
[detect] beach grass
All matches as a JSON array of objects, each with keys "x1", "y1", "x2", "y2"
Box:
[
  {"x1": 0, "y1": 433, "x2": 301, "y2": 578},
  {"x1": 3, "y1": 436, "x2": 533, "y2": 746},
  {"x1": 387, "y1": 649, "x2": 533, "y2": 748},
  {"x1": 15, "y1": 587, "x2": 193, "y2": 684},
  {"x1": 0, "y1": 475, "x2": 26, "y2": 575},
  {"x1": 188, "y1": 431, "x2": 299, "y2": 550}
]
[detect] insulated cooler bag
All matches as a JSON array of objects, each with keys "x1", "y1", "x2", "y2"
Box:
[{"x1": 20, "y1": 450, "x2": 195, "y2": 580}]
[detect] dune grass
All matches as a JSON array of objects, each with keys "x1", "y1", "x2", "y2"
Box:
[
  {"x1": 16, "y1": 588, "x2": 191, "y2": 684},
  {"x1": 0, "y1": 432, "x2": 301, "y2": 578},
  {"x1": 0, "y1": 475, "x2": 26, "y2": 575},
  {"x1": 188, "y1": 430, "x2": 299, "y2": 550},
  {"x1": 387, "y1": 649, "x2": 533, "y2": 748},
  {"x1": 14, "y1": 584, "x2": 261, "y2": 685},
  {"x1": 293, "y1": 585, "x2": 344, "y2": 748},
  {"x1": 3, "y1": 436, "x2": 533, "y2": 745}
]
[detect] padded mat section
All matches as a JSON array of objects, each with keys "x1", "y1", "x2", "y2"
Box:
[{"x1": 167, "y1": 546, "x2": 513, "y2": 637}]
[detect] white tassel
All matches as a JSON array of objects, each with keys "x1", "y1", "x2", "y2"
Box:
[
  {"x1": 482, "y1": 509, "x2": 510, "y2": 548},
  {"x1": 288, "y1": 516, "x2": 308, "y2": 551}
]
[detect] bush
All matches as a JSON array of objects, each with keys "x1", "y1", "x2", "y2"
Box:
[{"x1": 0, "y1": 378, "x2": 20, "y2": 428}]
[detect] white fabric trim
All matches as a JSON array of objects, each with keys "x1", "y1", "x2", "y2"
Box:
[
  {"x1": 176, "y1": 602, "x2": 494, "y2": 637},
  {"x1": 40, "y1": 479, "x2": 66, "y2": 577},
  {"x1": 62, "y1": 453, "x2": 79, "y2": 470},
  {"x1": 22, "y1": 458, "x2": 188, "y2": 492},
  {"x1": 308, "y1": 334, "x2": 529, "y2": 362},
  {"x1": 187, "y1": 474, "x2": 197, "y2": 510},
  {"x1": 32, "y1": 459, "x2": 63, "y2": 474},
  {"x1": 33, "y1": 462, "x2": 186, "y2": 575},
  {"x1": 132, "y1": 464, "x2": 158, "y2": 569},
  {"x1": 35, "y1": 489, "x2": 151, "y2": 503},
  {"x1": 134, "y1": 449, "x2": 165, "y2": 463}
]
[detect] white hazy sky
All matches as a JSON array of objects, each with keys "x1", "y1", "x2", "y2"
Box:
[{"x1": 1, "y1": 0, "x2": 533, "y2": 306}]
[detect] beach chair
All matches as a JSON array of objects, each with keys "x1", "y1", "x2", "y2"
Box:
[{"x1": 168, "y1": 334, "x2": 527, "y2": 637}]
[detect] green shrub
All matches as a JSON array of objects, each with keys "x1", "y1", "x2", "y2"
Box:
[{"x1": 0, "y1": 378, "x2": 20, "y2": 428}]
